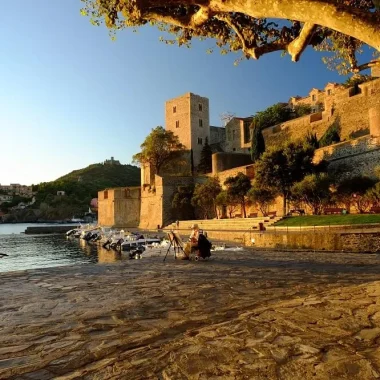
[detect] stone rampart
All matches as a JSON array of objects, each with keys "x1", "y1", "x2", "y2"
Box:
[
  {"x1": 262, "y1": 78, "x2": 380, "y2": 148},
  {"x1": 212, "y1": 152, "x2": 253, "y2": 173},
  {"x1": 210, "y1": 163, "x2": 255, "y2": 186},
  {"x1": 98, "y1": 187, "x2": 140, "y2": 228},
  {"x1": 313, "y1": 136, "x2": 380, "y2": 179},
  {"x1": 139, "y1": 175, "x2": 194, "y2": 229}
]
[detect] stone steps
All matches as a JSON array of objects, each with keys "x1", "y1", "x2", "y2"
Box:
[{"x1": 164, "y1": 217, "x2": 283, "y2": 232}]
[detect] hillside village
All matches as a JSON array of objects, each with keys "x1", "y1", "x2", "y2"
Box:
[{"x1": 98, "y1": 71, "x2": 380, "y2": 230}]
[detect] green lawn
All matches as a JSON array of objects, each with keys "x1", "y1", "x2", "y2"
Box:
[{"x1": 275, "y1": 214, "x2": 380, "y2": 226}]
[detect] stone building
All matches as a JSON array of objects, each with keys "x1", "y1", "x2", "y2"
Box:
[
  {"x1": 104, "y1": 157, "x2": 121, "y2": 166},
  {"x1": 0, "y1": 184, "x2": 34, "y2": 197},
  {"x1": 99, "y1": 74, "x2": 380, "y2": 227},
  {"x1": 165, "y1": 92, "x2": 225, "y2": 167},
  {"x1": 98, "y1": 187, "x2": 140, "y2": 228},
  {"x1": 224, "y1": 117, "x2": 253, "y2": 154}
]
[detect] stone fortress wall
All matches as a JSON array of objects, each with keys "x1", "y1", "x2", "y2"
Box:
[
  {"x1": 104, "y1": 72, "x2": 380, "y2": 228},
  {"x1": 263, "y1": 78, "x2": 380, "y2": 148},
  {"x1": 98, "y1": 187, "x2": 140, "y2": 228},
  {"x1": 139, "y1": 175, "x2": 196, "y2": 230}
]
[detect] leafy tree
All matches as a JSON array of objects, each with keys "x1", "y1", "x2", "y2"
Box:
[
  {"x1": 305, "y1": 131, "x2": 319, "y2": 149},
  {"x1": 293, "y1": 104, "x2": 312, "y2": 117},
  {"x1": 253, "y1": 104, "x2": 291, "y2": 130},
  {"x1": 197, "y1": 137, "x2": 213, "y2": 174},
  {"x1": 335, "y1": 176, "x2": 376, "y2": 213},
  {"x1": 250, "y1": 103, "x2": 315, "y2": 159},
  {"x1": 343, "y1": 74, "x2": 375, "y2": 88},
  {"x1": 132, "y1": 126, "x2": 185, "y2": 176},
  {"x1": 247, "y1": 184, "x2": 278, "y2": 216},
  {"x1": 291, "y1": 174, "x2": 331, "y2": 215},
  {"x1": 171, "y1": 185, "x2": 195, "y2": 220},
  {"x1": 81, "y1": 0, "x2": 380, "y2": 75},
  {"x1": 319, "y1": 120, "x2": 341, "y2": 147},
  {"x1": 215, "y1": 190, "x2": 240, "y2": 219},
  {"x1": 191, "y1": 176, "x2": 221, "y2": 219},
  {"x1": 250, "y1": 121, "x2": 265, "y2": 162},
  {"x1": 255, "y1": 141, "x2": 316, "y2": 216},
  {"x1": 224, "y1": 173, "x2": 252, "y2": 218},
  {"x1": 366, "y1": 182, "x2": 380, "y2": 207}
]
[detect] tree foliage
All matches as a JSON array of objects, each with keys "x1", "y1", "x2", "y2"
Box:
[
  {"x1": 334, "y1": 176, "x2": 376, "y2": 213},
  {"x1": 250, "y1": 120, "x2": 266, "y2": 162},
  {"x1": 252, "y1": 104, "x2": 291, "y2": 131},
  {"x1": 215, "y1": 190, "x2": 239, "y2": 218},
  {"x1": 247, "y1": 183, "x2": 278, "y2": 216},
  {"x1": 224, "y1": 172, "x2": 252, "y2": 218},
  {"x1": 81, "y1": 0, "x2": 380, "y2": 74},
  {"x1": 31, "y1": 163, "x2": 140, "y2": 220},
  {"x1": 132, "y1": 126, "x2": 185, "y2": 175},
  {"x1": 171, "y1": 185, "x2": 195, "y2": 220},
  {"x1": 305, "y1": 131, "x2": 319, "y2": 149},
  {"x1": 293, "y1": 104, "x2": 312, "y2": 117},
  {"x1": 197, "y1": 137, "x2": 213, "y2": 174},
  {"x1": 343, "y1": 74, "x2": 375, "y2": 88},
  {"x1": 191, "y1": 176, "x2": 221, "y2": 219},
  {"x1": 319, "y1": 121, "x2": 341, "y2": 147},
  {"x1": 255, "y1": 141, "x2": 316, "y2": 215},
  {"x1": 291, "y1": 173, "x2": 331, "y2": 215},
  {"x1": 366, "y1": 182, "x2": 380, "y2": 207}
]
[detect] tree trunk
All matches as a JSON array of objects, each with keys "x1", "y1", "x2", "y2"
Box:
[
  {"x1": 242, "y1": 200, "x2": 246, "y2": 218},
  {"x1": 282, "y1": 195, "x2": 287, "y2": 217},
  {"x1": 215, "y1": 0, "x2": 380, "y2": 52}
]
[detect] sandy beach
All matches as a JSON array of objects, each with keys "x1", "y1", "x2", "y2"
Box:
[{"x1": 1, "y1": 248, "x2": 380, "y2": 379}]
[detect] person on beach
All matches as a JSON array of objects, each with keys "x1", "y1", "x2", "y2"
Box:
[
  {"x1": 189, "y1": 224, "x2": 211, "y2": 259},
  {"x1": 189, "y1": 223, "x2": 202, "y2": 247}
]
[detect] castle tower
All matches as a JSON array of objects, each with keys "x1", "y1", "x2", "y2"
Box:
[{"x1": 165, "y1": 92, "x2": 210, "y2": 167}]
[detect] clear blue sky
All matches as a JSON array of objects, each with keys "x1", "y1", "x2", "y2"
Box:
[{"x1": 0, "y1": 1, "x2": 371, "y2": 185}]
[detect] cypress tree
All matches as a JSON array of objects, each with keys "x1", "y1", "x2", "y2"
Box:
[
  {"x1": 251, "y1": 121, "x2": 265, "y2": 162},
  {"x1": 197, "y1": 137, "x2": 213, "y2": 174}
]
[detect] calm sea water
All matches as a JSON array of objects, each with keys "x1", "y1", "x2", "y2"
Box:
[{"x1": 0, "y1": 224, "x2": 123, "y2": 273}]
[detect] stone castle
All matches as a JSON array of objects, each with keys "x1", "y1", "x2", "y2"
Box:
[{"x1": 99, "y1": 72, "x2": 380, "y2": 229}]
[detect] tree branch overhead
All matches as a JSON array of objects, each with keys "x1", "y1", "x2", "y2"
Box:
[{"x1": 81, "y1": 0, "x2": 380, "y2": 74}]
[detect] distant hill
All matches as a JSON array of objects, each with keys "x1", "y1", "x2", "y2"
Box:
[
  {"x1": 26, "y1": 162, "x2": 141, "y2": 221},
  {"x1": 55, "y1": 162, "x2": 141, "y2": 189}
]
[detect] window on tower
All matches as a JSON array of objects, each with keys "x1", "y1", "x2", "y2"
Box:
[
  {"x1": 176, "y1": 120, "x2": 179, "y2": 128},
  {"x1": 197, "y1": 137, "x2": 203, "y2": 145},
  {"x1": 173, "y1": 106, "x2": 177, "y2": 113},
  {"x1": 199, "y1": 119, "x2": 203, "y2": 127},
  {"x1": 199, "y1": 103, "x2": 203, "y2": 111}
]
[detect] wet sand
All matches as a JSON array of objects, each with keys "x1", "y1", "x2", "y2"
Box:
[{"x1": 1, "y1": 248, "x2": 380, "y2": 379}]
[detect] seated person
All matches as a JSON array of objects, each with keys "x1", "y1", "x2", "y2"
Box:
[
  {"x1": 189, "y1": 224, "x2": 202, "y2": 248},
  {"x1": 189, "y1": 224, "x2": 211, "y2": 259}
]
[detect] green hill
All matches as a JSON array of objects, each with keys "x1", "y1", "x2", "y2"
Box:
[
  {"x1": 28, "y1": 162, "x2": 141, "y2": 220},
  {"x1": 55, "y1": 162, "x2": 140, "y2": 189}
]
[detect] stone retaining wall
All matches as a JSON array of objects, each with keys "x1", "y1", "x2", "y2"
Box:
[{"x1": 198, "y1": 229, "x2": 380, "y2": 253}]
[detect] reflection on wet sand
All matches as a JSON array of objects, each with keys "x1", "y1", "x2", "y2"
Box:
[{"x1": 97, "y1": 247, "x2": 123, "y2": 263}]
